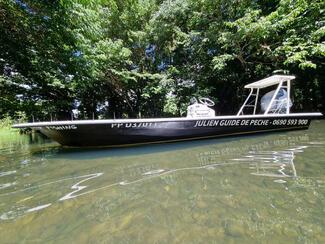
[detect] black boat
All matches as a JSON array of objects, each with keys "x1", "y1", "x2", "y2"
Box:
[{"x1": 13, "y1": 75, "x2": 323, "y2": 147}]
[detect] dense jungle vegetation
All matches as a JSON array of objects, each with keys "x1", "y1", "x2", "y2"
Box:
[{"x1": 0, "y1": 0, "x2": 324, "y2": 121}]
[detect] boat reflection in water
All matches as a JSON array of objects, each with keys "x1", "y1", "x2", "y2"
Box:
[
  {"x1": 0, "y1": 133, "x2": 323, "y2": 222},
  {"x1": 196, "y1": 138, "x2": 308, "y2": 185}
]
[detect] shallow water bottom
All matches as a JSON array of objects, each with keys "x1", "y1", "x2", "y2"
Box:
[{"x1": 0, "y1": 121, "x2": 325, "y2": 243}]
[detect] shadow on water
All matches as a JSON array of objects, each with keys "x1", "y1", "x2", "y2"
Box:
[{"x1": 30, "y1": 129, "x2": 311, "y2": 160}]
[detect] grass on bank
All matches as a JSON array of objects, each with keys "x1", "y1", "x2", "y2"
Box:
[
  {"x1": 0, "y1": 112, "x2": 28, "y2": 131},
  {"x1": 0, "y1": 116, "x2": 25, "y2": 135},
  {"x1": 0, "y1": 119, "x2": 16, "y2": 137},
  {"x1": 0, "y1": 117, "x2": 28, "y2": 146},
  {"x1": 0, "y1": 116, "x2": 13, "y2": 127}
]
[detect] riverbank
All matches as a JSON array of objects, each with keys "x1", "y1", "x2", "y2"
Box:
[
  {"x1": 0, "y1": 127, "x2": 12, "y2": 133},
  {"x1": 0, "y1": 115, "x2": 29, "y2": 135},
  {"x1": 0, "y1": 127, "x2": 19, "y2": 139},
  {"x1": 0, "y1": 116, "x2": 13, "y2": 129}
]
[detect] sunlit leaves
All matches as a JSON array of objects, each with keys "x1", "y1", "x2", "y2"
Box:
[
  {"x1": 212, "y1": 54, "x2": 234, "y2": 71},
  {"x1": 1, "y1": 0, "x2": 324, "y2": 119},
  {"x1": 212, "y1": 0, "x2": 325, "y2": 72}
]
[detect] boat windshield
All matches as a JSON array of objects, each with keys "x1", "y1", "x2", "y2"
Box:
[{"x1": 261, "y1": 89, "x2": 292, "y2": 114}]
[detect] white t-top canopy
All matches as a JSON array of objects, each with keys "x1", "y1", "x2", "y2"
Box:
[{"x1": 244, "y1": 75, "x2": 295, "y2": 89}]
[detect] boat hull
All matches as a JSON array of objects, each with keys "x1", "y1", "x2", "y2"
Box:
[{"x1": 17, "y1": 114, "x2": 321, "y2": 147}]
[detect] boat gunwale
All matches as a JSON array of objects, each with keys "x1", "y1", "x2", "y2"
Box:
[{"x1": 12, "y1": 112, "x2": 323, "y2": 128}]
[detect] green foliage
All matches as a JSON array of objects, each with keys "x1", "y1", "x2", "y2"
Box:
[
  {"x1": 0, "y1": 116, "x2": 13, "y2": 129},
  {"x1": 0, "y1": 0, "x2": 324, "y2": 120}
]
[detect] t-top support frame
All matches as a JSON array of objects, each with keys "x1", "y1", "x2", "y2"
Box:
[{"x1": 237, "y1": 75, "x2": 294, "y2": 116}]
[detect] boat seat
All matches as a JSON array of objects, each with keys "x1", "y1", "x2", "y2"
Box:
[{"x1": 187, "y1": 103, "x2": 215, "y2": 118}]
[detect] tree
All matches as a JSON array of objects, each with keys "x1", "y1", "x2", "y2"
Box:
[{"x1": 0, "y1": 0, "x2": 324, "y2": 121}]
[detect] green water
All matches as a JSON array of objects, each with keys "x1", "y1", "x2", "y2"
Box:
[{"x1": 0, "y1": 121, "x2": 325, "y2": 243}]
